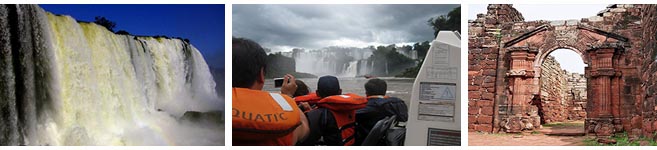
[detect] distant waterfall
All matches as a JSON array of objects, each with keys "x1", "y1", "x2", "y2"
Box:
[
  {"x1": 290, "y1": 47, "x2": 372, "y2": 77},
  {"x1": 342, "y1": 61, "x2": 359, "y2": 77},
  {"x1": 0, "y1": 5, "x2": 223, "y2": 146}
]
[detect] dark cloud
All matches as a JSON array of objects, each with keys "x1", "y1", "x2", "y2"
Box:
[{"x1": 233, "y1": 4, "x2": 459, "y2": 52}]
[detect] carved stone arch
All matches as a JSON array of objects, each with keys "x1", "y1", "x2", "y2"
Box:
[{"x1": 496, "y1": 23, "x2": 630, "y2": 135}]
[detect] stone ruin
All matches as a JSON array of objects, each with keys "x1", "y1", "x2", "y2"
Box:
[
  {"x1": 469, "y1": 4, "x2": 657, "y2": 139},
  {"x1": 536, "y1": 56, "x2": 587, "y2": 124}
]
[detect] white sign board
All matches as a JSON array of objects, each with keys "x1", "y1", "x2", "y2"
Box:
[{"x1": 404, "y1": 31, "x2": 461, "y2": 146}]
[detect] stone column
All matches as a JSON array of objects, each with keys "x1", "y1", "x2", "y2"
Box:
[
  {"x1": 587, "y1": 47, "x2": 618, "y2": 136},
  {"x1": 503, "y1": 47, "x2": 540, "y2": 132}
]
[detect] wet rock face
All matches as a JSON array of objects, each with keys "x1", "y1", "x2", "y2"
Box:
[{"x1": 181, "y1": 111, "x2": 224, "y2": 126}]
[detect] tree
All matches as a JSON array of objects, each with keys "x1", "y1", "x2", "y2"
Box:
[
  {"x1": 115, "y1": 30, "x2": 130, "y2": 35},
  {"x1": 94, "y1": 16, "x2": 116, "y2": 32},
  {"x1": 413, "y1": 41, "x2": 431, "y2": 59},
  {"x1": 428, "y1": 6, "x2": 461, "y2": 38}
]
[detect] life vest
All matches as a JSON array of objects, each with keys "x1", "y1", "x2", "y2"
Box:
[
  {"x1": 316, "y1": 93, "x2": 367, "y2": 146},
  {"x1": 232, "y1": 88, "x2": 302, "y2": 146},
  {"x1": 367, "y1": 95, "x2": 389, "y2": 99},
  {"x1": 294, "y1": 92, "x2": 322, "y2": 105}
]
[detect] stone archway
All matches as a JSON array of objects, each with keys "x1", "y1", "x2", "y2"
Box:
[
  {"x1": 469, "y1": 4, "x2": 657, "y2": 141},
  {"x1": 535, "y1": 48, "x2": 587, "y2": 125},
  {"x1": 499, "y1": 24, "x2": 629, "y2": 136}
]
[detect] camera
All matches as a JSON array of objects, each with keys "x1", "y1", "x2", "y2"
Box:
[{"x1": 274, "y1": 78, "x2": 284, "y2": 88}]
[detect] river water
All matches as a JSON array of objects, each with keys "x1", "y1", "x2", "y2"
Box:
[{"x1": 264, "y1": 77, "x2": 415, "y2": 104}]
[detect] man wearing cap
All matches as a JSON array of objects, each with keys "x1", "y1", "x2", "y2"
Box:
[{"x1": 298, "y1": 76, "x2": 367, "y2": 146}]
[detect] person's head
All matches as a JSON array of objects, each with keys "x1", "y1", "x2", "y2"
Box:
[
  {"x1": 365, "y1": 78, "x2": 387, "y2": 96},
  {"x1": 293, "y1": 80, "x2": 310, "y2": 97},
  {"x1": 316, "y1": 76, "x2": 341, "y2": 98},
  {"x1": 233, "y1": 37, "x2": 267, "y2": 90}
]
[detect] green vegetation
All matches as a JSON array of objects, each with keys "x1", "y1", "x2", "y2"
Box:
[
  {"x1": 115, "y1": 30, "x2": 130, "y2": 35},
  {"x1": 94, "y1": 16, "x2": 116, "y2": 32},
  {"x1": 395, "y1": 41, "x2": 431, "y2": 78},
  {"x1": 265, "y1": 52, "x2": 316, "y2": 79},
  {"x1": 368, "y1": 44, "x2": 416, "y2": 77},
  {"x1": 428, "y1": 6, "x2": 461, "y2": 38},
  {"x1": 396, "y1": 6, "x2": 461, "y2": 78},
  {"x1": 583, "y1": 132, "x2": 657, "y2": 146}
]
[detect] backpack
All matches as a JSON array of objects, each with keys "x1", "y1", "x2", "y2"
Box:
[{"x1": 361, "y1": 115, "x2": 406, "y2": 146}]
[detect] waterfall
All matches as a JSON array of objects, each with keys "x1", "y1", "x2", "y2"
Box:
[
  {"x1": 342, "y1": 61, "x2": 359, "y2": 77},
  {"x1": 291, "y1": 47, "x2": 372, "y2": 77},
  {"x1": 0, "y1": 5, "x2": 223, "y2": 146},
  {"x1": 357, "y1": 60, "x2": 369, "y2": 76}
]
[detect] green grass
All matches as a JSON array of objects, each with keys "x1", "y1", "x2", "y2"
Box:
[
  {"x1": 583, "y1": 132, "x2": 657, "y2": 146},
  {"x1": 583, "y1": 137, "x2": 603, "y2": 146},
  {"x1": 542, "y1": 122, "x2": 585, "y2": 127}
]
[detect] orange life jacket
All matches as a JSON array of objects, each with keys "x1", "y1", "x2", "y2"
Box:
[
  {"x1": 367, "y1": 95, "x2": 390, "y2": 99},
  {"x1": 232, "y1": 88, "x2": 302, "y2": 146},
  {"x1": 294, "y1": 92, "x2": 322, "y2": 105},
  {"x1": 316, "y1": 93, "x2": 367, "y2": 146}
]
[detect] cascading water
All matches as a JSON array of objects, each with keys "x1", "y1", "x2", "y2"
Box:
[
  {"x1": 342, "y1": 61, "x2": 359, "y2": 77},
  {"x1": 290, "y1": 47, "x2": 373, "y2": 77},
  {"x1": 0, "y1": 5, "x2": 224, "y2": 146}
]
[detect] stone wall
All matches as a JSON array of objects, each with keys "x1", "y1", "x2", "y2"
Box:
[
  {"x1": 468, "y1": 4, "x2": 524, "y2": 132},
  {"x1": 469, "y1": 4, "x2": 646, "y2": 134},
  {"x1": 538, "y1": 56, "x2": 568, "y2": 124},
  {"x1": 640, "y1": 4, "x2": 657, "y2": 138},
  {"x1": 565, "y1": 73, "x2": 588, "y2": 121},
  {"x1": 537, "y1": 56, "x2": 588, "y2": 124}
]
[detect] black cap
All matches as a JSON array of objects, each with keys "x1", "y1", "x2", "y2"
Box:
[{"x1": 317, "y1": 75, "x2": 340, "y2": 98}]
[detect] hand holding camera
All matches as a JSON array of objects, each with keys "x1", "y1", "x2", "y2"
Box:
[{"x1": 278, "y1": 74, "x2": 297, "y2": 97}]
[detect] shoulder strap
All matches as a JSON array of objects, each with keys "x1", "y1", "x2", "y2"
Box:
[{"x1": 270, "y1": 93, "x2": 293, "y2": 111}]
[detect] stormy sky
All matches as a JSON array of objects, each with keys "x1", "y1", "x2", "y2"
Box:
[{"x1": 233, "y1": 4, "x2": 459, "y2": 52}]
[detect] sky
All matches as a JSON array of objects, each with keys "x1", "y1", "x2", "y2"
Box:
[
  {"x1": 233, "y1": 4, "x2": 460, "y2": 52},
  {"x1": 469, "y1": 4, "x2": 609, "y2": 74},
  {"x1": 40, "y1": 4, "x2": 226, "y2": 68}
]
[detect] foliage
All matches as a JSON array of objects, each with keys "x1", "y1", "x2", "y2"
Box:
[
  {"x1": 395, "y1": 41, "x2": 431, "y2": 78},
  {"x1": 368, "y1": 44, "x2": 416, "y2": 76},
  {"x1": 115, "y1": 30, "x2": 130, "y2": 35},
  {"x1": 265, "y1": 52, "x2": 316, "y2": 79},
  {"x1": 583, "y1": 132, "x2": 657, "y2": 146},
  {"x1": 414, "y1": 41, "x2": 432, "y2": 60},
  {"x1": 428, "y1": 6, "x2": 461, "y2": 38},
  {"x1": 94, "y1": 16, "x2": 116, "y2": 32},
  {"x1": 396, "y1": 59, "x2": 422, "y2": 78}
]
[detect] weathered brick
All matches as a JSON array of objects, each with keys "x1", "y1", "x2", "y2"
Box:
[
  {"x1": 481, "y1": 107, "x2": 494, "y2": 116},
  {"x1": 469, "y1": 107, "x2": 480, "y2": 115},
  {"x1": 469, "y1": 91, "x2": 482, "y2": 99},
  {"x1": 475, "y1": 124, "x2": 493, "y2": 132},
  {"x1": 477, "y1": 115, "x2": 493, "y2": 124},
  {"x1": 481, "y1": 93, "x2": 495, "y2": 100},
  {"x1": 476, "y1": 100, "x2": 494, "y2": 107},
  {"x1": 467, "y1": 4, "x2": 657, "y2": 136},
  {"x1": 469, "y1": 115, "x2": 477, "y2": 123}
]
